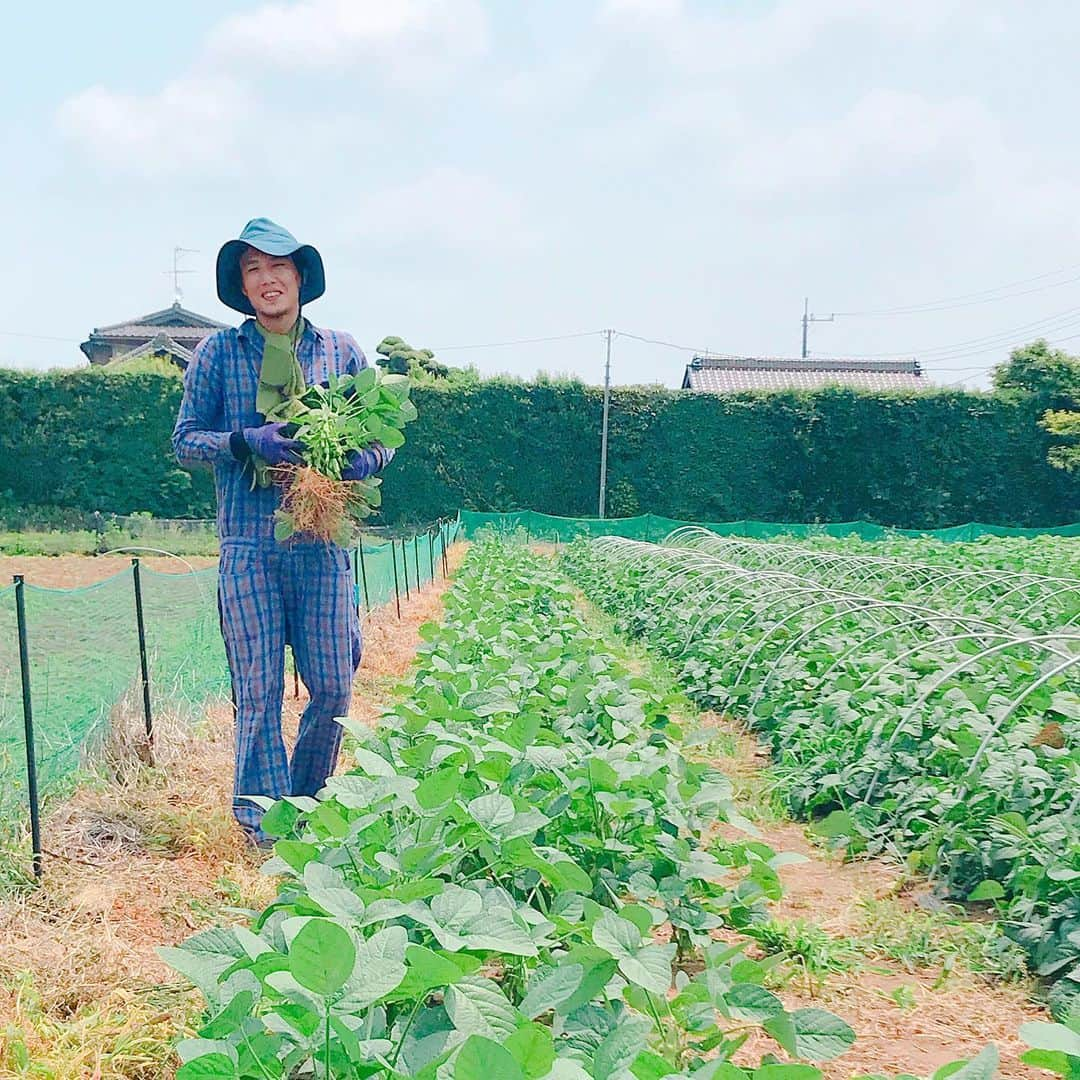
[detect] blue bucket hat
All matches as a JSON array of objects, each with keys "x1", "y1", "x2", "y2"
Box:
[{"x1": 216, "y1": 217, "x2": 326, "y2": 315}]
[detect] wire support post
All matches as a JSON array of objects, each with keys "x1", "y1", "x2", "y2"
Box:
[
  {"x1": 391, "y1": 541, "x2": 402, "y2": 619},
  {"x1": 131, "y1": 558, "x2": 154, "y2": 761},
  {"x1": 14, "y1": 575, "x2": 43, "y2": 881},
  {"x1": 357, "y1": 542, "x2": 371, "y2": 610},
  {"x1": 441, "y1": 522, "x2": 449, "y2": 578},
  {"x1": 401, "y1": 538, "x2": 411, "y2": 601},
  {"x1": 413, "y1": 536, "x2": 422, "y2": 591}
]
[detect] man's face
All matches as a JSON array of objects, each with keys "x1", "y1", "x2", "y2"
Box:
[{"x1": 239, "y1": 247, "x2": 302, "y2": 322}]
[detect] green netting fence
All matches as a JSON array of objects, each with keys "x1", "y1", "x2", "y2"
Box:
[
  {"x1": 0, "y1": 516, "x2": 462, "y2": 876},
  {"x1": 460, "y1": 510, "x2": 1080, "y2": 543}
]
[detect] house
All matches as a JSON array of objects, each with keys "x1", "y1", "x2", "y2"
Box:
[
  {"x1": 80, "y1": 301, "x2": 229, "y2": 369},
  {"x1": 681, "y1": 356, "x2": 925, "y2": 393}
]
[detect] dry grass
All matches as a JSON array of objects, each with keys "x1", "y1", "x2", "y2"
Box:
[{"x1": 0, "y1": 546, "x2": 464, "y2": 1078}]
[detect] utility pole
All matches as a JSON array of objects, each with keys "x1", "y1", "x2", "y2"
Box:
[
  {"x1": 598, "y1": 329, "x2": 613, "y2": 519},
  {"x1": 801, "y1": 297, "x2": 834, "y2": 358}
]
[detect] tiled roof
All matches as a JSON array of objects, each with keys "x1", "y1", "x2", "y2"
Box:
[
  {"x1": 89, "y1": 301, "x2": 229, "y2": 342},
  {"x1": 92, "y1": 323, "x2": 214, "y2": 341},
  {"x1": 682, "y1": 356, "x2": 925, "y2": 393},
  {"x1": 108, "y1": 332, "x2": 194, "y2": 367}
]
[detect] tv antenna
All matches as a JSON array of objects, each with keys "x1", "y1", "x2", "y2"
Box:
[{"x1": 164, "y1": 246, "x2": 199, "y2": 304}]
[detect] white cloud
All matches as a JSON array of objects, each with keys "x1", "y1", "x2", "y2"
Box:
[
  {"x1": 56, "y1": 76, "x2": 255, "y2": 177},
  {"x1": 599, "y1": 0, "x2": 683, "y2": 22},
  {"x1": 727, "y1": 90, "x2": 994, "y2": 199},
  {"x1": 206, "y1": 0, "x2": 487, "y2": 80},
  {"x1": 601, "y1": 0, "x2": 983, "y2": 72},
  {"x1": 349, "y1": 166, "x2": 538, "y2": 254},
  {"x1": 57, "y1": 0, "x2": 488, "y2": 172}
]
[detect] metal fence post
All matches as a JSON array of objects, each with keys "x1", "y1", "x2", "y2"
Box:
[
  {"x1": 352, "y1": 546, "x2": 361, "y2": 617},
  {"x1": 401, "y1": 538, "x2": 411, "y2": 600},
  {"x1": 14, "y1": 576, "x2": 43, "y2": 881},
  {"x1": 413, "y1": 535, "x2": 422, "y2": 590},
  {"x1": 131, "y1": 559, "x2": 154, "y2": 757},
  {"x1": 428, "y1": 531, "x2": 436, "y2": 582},
  {"x1": 391, "y1": 540, "x2": 402, "y2": 618},
  {"x1": 441, "y1": 522, "x2": 449, "y2": 578},
  {"x1": 357, "y1": 542, "x2": 371, "y2": 610}
]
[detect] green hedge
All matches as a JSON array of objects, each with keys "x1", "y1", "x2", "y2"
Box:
[{"x1": 5, "y1": 369, "x2": 1077, "y2": 529}]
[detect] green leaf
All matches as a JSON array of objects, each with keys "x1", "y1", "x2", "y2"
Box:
[
  {"x1": 932, "y1": 1046, "x2": 999, "y2": 1080},
  {"x1": 468, "y1": 792, "x2": 516, "y2": 830},
  {"x1": 455, "y1": 1035, "x2": 524, "y2": 1080},
  {"x1": 764, "y1": 1009, "x2": 856, "y2": 1061},
  {"x1": 967, "y1": 880, "x2": 1005, "y2": 902},
  {"x1": 336, "y1": 925, "x2": 408, "y2": 1008},
  {"x1": 157, "y1": 944, "x2": 238, "y2": 1003},
  {"x1": 545, "y1": 858, "x2": 593, "y2": 894},
  {"x1": 288, "y1": 918, "x2": 356, "y2": 997},
  {"x1": 1020, "y1": 1022, "x2": 1080, "y2": 1057},
  {"x1": 273, "y1": 840, "x2": 319, "y2": 872},
  {"x1": 445, "y1": 976, "x2": 520, "y2": 1041},
  {"x1": 593, "y1": 910, "x2": 673, "y2": 994},
  {"x1": 504, "y1": 1022, "x2": 555, "y2": 1080},
  {"x1": 631, "y1": 1051, "x2": 679, "y2": 1080},
  {"x1": 391, "y1": 945, "x2": 475, "y2": 999},
  {"x1": 723, "y1": 983, "x2": 786, "y2": 1022},
  {"x1": 176, "y1": 1055, "x2": 239, "y2": 1080},
  {"x1": 519, "y1": 963, "x2": 585, "y2": 1018},
  {"x1": 810, "y1": 810, "x2": 853, "y2": 840},
  {"x1": 303, "y1": 863, "x2": 367, "y2": 923},
  {"x1": 259, "y1": 800, "x2": 300, "y2": 838},
  {"x1": 198, "y1": 991, "x2": 255, "y2": 1039},
  {"x1": 753, "y1": 1066, "x2": 822, "y2": 1080},
  {"x1": 1020, "y1": 1049, "x2": 1071, "y2": 1076},
  {"x1": 593, "y1": 910, "x2": 642, "y2": 957},
  {"x1": 619, "y1": 904, "x2": 655, "y2": 936},
  {"x1": 593, "y1": 1018, "x2": 650, "y2": 1080},
  {"x1": 415, "y1": 767, "x2": 463, "y2": 809}
]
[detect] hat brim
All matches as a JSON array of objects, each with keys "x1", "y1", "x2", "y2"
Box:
[{"x1": 216, "y1": 239, "x2": 326, "y2": 315}]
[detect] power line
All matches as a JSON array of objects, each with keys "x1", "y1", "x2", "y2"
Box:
[
  {"x1": 822, "y1": 303, "x2": 1080, "y2": 363},
  {"x1": 834, "y1": 263, "x2": 1080, "y2": 317},
  {"x1": 0, "y1": 331, "x2": 82, "y2": 343},
  {"x1": 433, "y1": 330, "x2": 603, "y2": 351},
  {"x1": 613, "y1": 330, "x2": 732, "y2": 355}
]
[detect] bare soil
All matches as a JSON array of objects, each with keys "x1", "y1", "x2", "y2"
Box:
[{"x1": 707, "y1": 715, "x2": 1048, "y2": 1079}]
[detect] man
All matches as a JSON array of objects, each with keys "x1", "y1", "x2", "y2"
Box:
[{"x1": 173, "y1": 217, "x2": 392, "y2": 846}]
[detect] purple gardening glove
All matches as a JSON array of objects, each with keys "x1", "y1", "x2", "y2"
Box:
[
  {"x1": 340, "y1": 447, "x2": 383, "y2": 482},
  {"x1": 242, "y1": 422, "x2": 304, "y2": 466}
]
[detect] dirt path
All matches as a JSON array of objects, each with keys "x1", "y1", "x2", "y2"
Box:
[
  {"x1": 709, "y1": 717, "x2": 1048, "y2": 1079},
  {"x1": 0, "y1": 552, "x2": 459, "y2": 1078}
]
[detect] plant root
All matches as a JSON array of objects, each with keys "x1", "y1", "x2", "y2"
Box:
[{"x1": 274, "y1": 465, "x2": 364, "y2": 543}]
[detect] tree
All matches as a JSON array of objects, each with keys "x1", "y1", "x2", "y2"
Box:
[
  {"x1": 992, "y1": 339, "x2": 1080, "y2": 405},
  {"x1": 375, "y1": 336, "x2": 451, "y2": 382},
  {"x1": 992, "y1": 340, "x2": 1080, "y2": 473},
  {"x1": 1042, "y1": 410, "x2": 1080, "y2": 471}
]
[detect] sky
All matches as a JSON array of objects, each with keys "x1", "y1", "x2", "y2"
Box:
[{"x1": 4, "y1": 0, "x2": 1080, "y2": 388}]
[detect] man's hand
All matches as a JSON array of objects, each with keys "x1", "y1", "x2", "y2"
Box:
[
  {"x1": 340, "y1": 447, "x2": 383, "y2": 481},
  {"x1": 242, "y1": 422, "x2": 305, "y2": 466}
]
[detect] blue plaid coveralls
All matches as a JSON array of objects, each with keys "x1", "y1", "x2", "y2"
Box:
[{"x1": 172, "y1": 318, "x2": 391, "y2": 835}]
